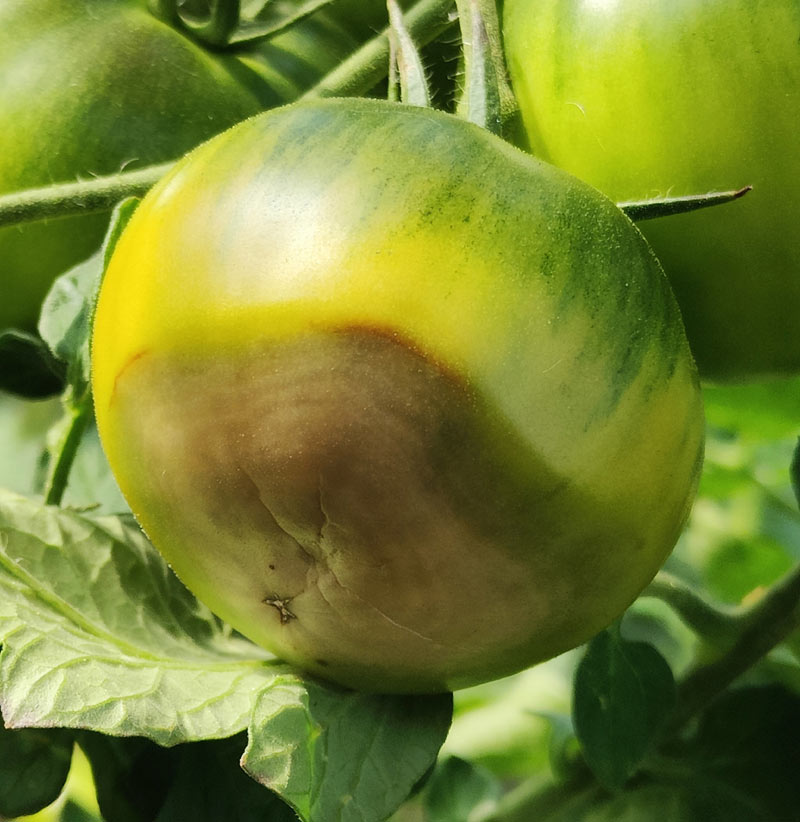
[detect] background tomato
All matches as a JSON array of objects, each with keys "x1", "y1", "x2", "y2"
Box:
[
  {"x1": 0, "y1": 0, "x2": 355, "y2": 331},
  {"x1": 502, "y1": 0, "x2": 800, "y2": 381},
  {"x1": 92, "y1": 98, "x2": 704, "y2": 693}
]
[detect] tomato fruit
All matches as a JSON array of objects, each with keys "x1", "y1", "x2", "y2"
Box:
[
  {"x1": 0, "y1": 0, "x2": 354, "y2": 331},
  {"x1": 502, "y1": 0, "x2": 800, "y2": 381},
  {"x1": 92, "y1": 98, "x2": 704, "y2": 693}
]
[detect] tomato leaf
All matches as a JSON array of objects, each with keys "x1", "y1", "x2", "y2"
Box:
[
  {"x1": 230, "y1": 0, "x2": 336, "y2": 45},
  {"x1": 422, "y1": 756, "x2": 501, "y2": 822},
  {"x1": 790, "y1": 437, "x2": 800, "y2": 511},
  {"x1": 79, "y1": 732, "x2": 297, "y2": 822},
  {"x1": 0, "y1": 329, "x2": 65, "y2": 399},
  {"x1": 573, "y1": 628, "x2": 675, "y2": 790},
  {"x1": 0, "y1": 490, "x2": 452, "y2": 822},
  {"x1": 243, "y1": 678, "x2": 452, "y2": 822},
  {"x1": 0, "y1": 723, "x2": 74, "y2": 818}
]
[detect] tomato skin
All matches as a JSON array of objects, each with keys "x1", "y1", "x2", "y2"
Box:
[
  {"x1": 93, "y1": 98, "x2": 703, "y2": 693},
  {"x1": 503, "y1": 0, "x2": 800, "y2": 381},
  {"x1": 0, "y1": 0, "x2": 354, "y2": 331}
]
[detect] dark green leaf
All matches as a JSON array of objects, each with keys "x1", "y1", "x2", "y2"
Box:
[
  {"x1": 423, "y1": 756, "x2": 501, "y2": 822},
  {"x1": 686, "y1": 684, "x2": 800, "y2": 820},
  {"x1": 155, "y1": 734, "x2": 296, "y2": 822},
  {"x1": 78, "y1": 734, "x2": 176, "y2": 822},
  {"x1": 573, "y1": 629, "x2": 675, "y2": 790},
  {"x1": 0, "y1": 329, "x2": 65, "y2": 398},
  {"x1": 0, "y1": 723, "x2": 73, "y2": 817},
  {"x1": 80, "y1": 732, "x2": 295, "y2": 822},
  {"x1": 543, "y1": 685, "x2": 800, "y2": 822}
]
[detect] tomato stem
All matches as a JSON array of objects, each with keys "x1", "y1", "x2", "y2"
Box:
[
  {"x1": 301, "y1": 0, "x2": 456, "y2": 99},
  {"x1": 0, "y1": 163, "x2": 174, "y2": 229},
  {"x1": 643, "y1": 571, "x2": 742, "y2": 647},
  {"x1": 0, "y1": 0, "x2": 457, "y2": 230},
  {"x1": 43, "y1": 390, "x2": 92, "y2": 507},
  {"x1": 454, "y1": 0, "x2": 519, "y2": 138},
  {"x1": 149, "y1": 0, "x2": 241, "y2": 48},
  {"x1": 387, "y1": 0, "x2": 433, "y2": 107},
  {"x1": 667, "y1": 557, "x2": 800, "y2": 733}
]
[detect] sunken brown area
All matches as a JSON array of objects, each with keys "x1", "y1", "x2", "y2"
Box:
[{"x1": 111, "y1": 328, "x2": 633, "y2": 691}]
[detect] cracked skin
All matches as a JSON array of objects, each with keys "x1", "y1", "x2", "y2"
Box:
[{"x1": 92, "y1": 98, "x2": 704, "y2": 693}]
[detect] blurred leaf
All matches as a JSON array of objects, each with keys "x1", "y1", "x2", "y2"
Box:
[
  {"x1": 527, "y1": 686, "x2": 800, "y2": 822},
  {"x1": 243, "y1": 679, "x2": 452, "y2": 822},
  {"x1": 38, "y1": 198, "x2": 138, "y2": 398},
  {"x1": 37, "y1": 252, "x2": 100, "y2": 396},
  {"x1": 573, "y1": 629, "x2": 675, "y2": 791},
  {"x1": 58, "y1": 422, "x2": 128, "y2": 514},
  {"x1": 0, "y1": 394, "x2": 59, "y2": 495},
  {"x1": 791, "y1": 437, "x2": 800, "y2": 509},
  {"x1": 0, "y1": 724, "x2": 73, "y2": 818},
  {"x1": 703, "y1": 377, "x2": 800, "y2": 441},
  {"x1": 686, "y1": 684, "x2": 800, "y2": 819},
  {"x1": 704, "y1": 535, "x2": 794, "y2": 604},
  {"x1": 423, "y1": 756, "x2": 501, "y2": 822},
  {"x1": 535, "y1": 712, "x2": 577, "y2": 782},
  {"x1": 444, "y1": 657, "x2": 576, "y2": 780},
  {"x1": 0, "y1": 330, "x2": 65, "y2": 399}
]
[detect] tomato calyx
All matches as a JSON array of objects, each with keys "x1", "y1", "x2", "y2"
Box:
[{"x1": 149, "y1": 0, "x2": 241, "y2": 48}]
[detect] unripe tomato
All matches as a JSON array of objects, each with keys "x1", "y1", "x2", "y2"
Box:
[
  {"x1": 0, "y1": 0, "x2": 355, "y2": 331},
  {"x1": 92, "y1": 98, "x2": 704, "y2": 693},
  {"x1": 502, "y1": 0, "x2": 800, "y2": 381}
]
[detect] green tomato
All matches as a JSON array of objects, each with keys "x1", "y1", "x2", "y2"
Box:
[
  {"x1": 503, "y1": 0, "x2": 800, "y2": 381},
  {"x1": 0, "y1": 0, "x2": 354, "y2": 331},
  {"x1": 92, "y1": 98, "x2": 704, "y2": 693}
]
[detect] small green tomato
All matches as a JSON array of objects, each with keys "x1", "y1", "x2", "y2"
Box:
[{"x1": 503, "y1": 0, "x2": 800, "y2": 380}]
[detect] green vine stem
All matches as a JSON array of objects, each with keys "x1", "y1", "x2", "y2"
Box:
[
  {"x1": 454, "y1": 0, "x2": 518, "y2": 138},
  {"x1": 666, "y1": 558, "x2": 800, "y2": 733},
  {"x1": 387, "y1": 0, "x2": 432, "y2": 107},
  {"x1": 43, "y1": 391, "x2": 93, "y2": 507},
  {"x1": 482, "y1": 763, "x2": 597, "y2": 822},
  {"x1": 0, "y1": 0, "x2": 456, "y2": 230},
  {"x1": 0, "y1": 163, "x2": 173, "y2": 229},
  {"x1": 643, "y1": 571, "x2": 743, "y2": 647},
  {"x1": 299, "y1": 0, "x2": 456, "y2": 99}
]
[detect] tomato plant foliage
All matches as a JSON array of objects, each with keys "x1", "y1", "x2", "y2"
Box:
[{"x1": 1, "y1": 1, "x2": 800, "y2": 821}]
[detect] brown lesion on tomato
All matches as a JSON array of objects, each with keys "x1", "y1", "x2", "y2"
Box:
[
  {"x1": 263, "y1": 594, "x2": 296, "y2": 625},
  {"x1": 110, "y1": 348, "x2": 151, "y2": 406}
]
